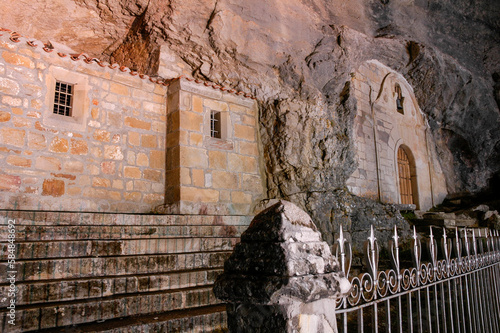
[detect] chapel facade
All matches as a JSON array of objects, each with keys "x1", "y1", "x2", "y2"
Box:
[{"x1": 346, "y1": 60, "x2": 448, "y2": 210}]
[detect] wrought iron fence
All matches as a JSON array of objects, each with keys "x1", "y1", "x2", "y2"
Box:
[{"x1": 334, "y1": 225, "x2": 500, "y2": 333}]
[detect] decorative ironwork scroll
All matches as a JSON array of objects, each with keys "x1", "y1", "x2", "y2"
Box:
[{"x1": 335, "y1": 225, "x2": 500, "y2": 332}]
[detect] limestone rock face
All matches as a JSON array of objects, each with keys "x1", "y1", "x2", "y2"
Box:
[{"x1": 1, "y1": 0, "x2": 499, "y2": 239}]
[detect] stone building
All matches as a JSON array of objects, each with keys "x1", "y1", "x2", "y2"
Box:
[
  {"x1": 346, "y1": 60, "x2": 448, "y2": 210},
  {"x1": 0, "y1": 31, "x2": 264, "y2": 215},
  {"x1": 0, "y1": 28, "x2": 454, "y2": 332}
]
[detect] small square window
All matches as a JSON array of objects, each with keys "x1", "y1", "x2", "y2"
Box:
[
  {"x1": 53, "y1": 81, "x2": 73, "y2": 117},
  {"x1": 210, "y1": 111, "x2": 222, "y2": 139}
]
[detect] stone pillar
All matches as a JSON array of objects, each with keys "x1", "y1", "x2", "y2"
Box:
[{"x1": 214, "y1": 200, "x2": 351, "y2": 333}]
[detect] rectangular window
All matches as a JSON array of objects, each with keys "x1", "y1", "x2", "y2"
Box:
[
  {"x1": 53, "y1": 81, "x2": 73, "y2": 117},
  {"x1": 210, "y1": 111, "x2": 222, "y2": 138}
]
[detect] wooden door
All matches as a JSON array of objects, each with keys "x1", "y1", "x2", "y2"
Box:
[{"x1": 398, "y1": 147, "x2": 413, "y2": 205}]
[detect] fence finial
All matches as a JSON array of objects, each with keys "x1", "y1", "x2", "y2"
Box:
[
  {"x1": 365, "y1": 225, "x2": 379, "y2": 279},
  {"x1": 335, "y1": 224, "x2": 352, "y2": 277},
  {"x1": 411, "y1": 225, "x2": 421, "y2": 269}
]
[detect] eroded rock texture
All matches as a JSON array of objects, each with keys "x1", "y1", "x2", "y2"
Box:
[
  {"x1": 2, "y1": 0, "x2": 499, "y2": 244},
  {"x1": 214, "y1": 200, "x2": 349, "y2": 332}
]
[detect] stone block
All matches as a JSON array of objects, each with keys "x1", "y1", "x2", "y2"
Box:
[
  {"x1": 0, "y1": 111, "x2": 12, "y2": 122},
  {"x1": 36, "y1": 156, "x2": 61, "y2": 171},
  {"x1": 70, "y1": 139, "x2": 88, "y2": 155},
  {"x1": 189, "y1": 132, "x2": 203, "y2": 147},
  {"x1": 1, "y1": 127, "x2": 25, "y2": 147},
  {"x1": 239, "y1": 141, "x2": 259, "y2": 156},
  {"x1": 93, "y1": 129, "x2": 111, "y2": 142},
  {"x1": 167, "y1": 111, "x2": 180, "y2": 133},
  {"x1": 134, "y1": 180, "x2": 151, "y2": 192},
  {"x1": 13, "y1": 116, "x2": 31, "y2": 127},
  {"x1": 211, "y1": 170, "x2": 238, "y2": 190},
  {"x1": 42, "y1": 179, "x2": 65, "y2": 197},
  {"x1": 144, "y1": 193, "x2": 164, "y2": 204},
  {"x1": 181, "y1": 187, "x2": 219, "y2": 203},
  {"x1": 104, "y1": 145, "x2": 124, "y2": 160},
  {"x1": 144, "y1": 169, "x2": 162, "y2": 182},
  {"x1": 128, "y1": 131, "x2": 140, "y2": 146},
  {"x1": 180, "y1": 111, "x2": 203, "y2": 132},
  {"x1": 144, "y1": 101, "x2": 165, "y2": 115},
  {"x1": 136, "y1": 153, "x2": 149, "y2": 166},
  {"x1": 124, "y1": 166, "x2": 141, "y2": 179},
  {"x1": 0, "y1": 174, "x2": 21, "y2": 192},
  {"x1": 180, "y1": 167, "x2": 192, "y2": 185},
  {"x1": 208, "y1": 94, "x2": 235, "y2": 112},
  {"x1": 152, "y1": 121, "x2": 166, "y2": 133},
  {"x1": 192, "y1": 95, "x2": 203, "y2": 112},
  {"x1": 214, "y1": 201, "x2": 350, "y2": 333},
  {"x1": 49, "y1": 137, "x2": 69, "y2": 153},
  {"x1": 234, "y1": 124, "x2": 255, "y2": 141},
  {"x1": 124, "y1": 192, "x2": 141, "y2": 202},
  {"x1": 209, "y1": 151, "x2": 227, "y2": 170},
  {"x1": 92, "y1": 177, "x2": 111, "y2": 188},
  {"x1": 241, "y1": 174, "x2": 263, "y2": 193},
  {"x1": 180, "y1": 146, "x2": 208, "y2": 169},
  {"x1": 2, "y1": 51, "x2": 35, "y2": 68},
  {"x1": 6, "y1": 155, "x2": 31, "y2": 167},
  {"x1": 150, "y1": 150, "x2": 166, "y2": 169},
  {"x1": 192, "y1": 169, "x2": 204, "y2": 187},
  {"x1": 0, "y1": 77, "x2": 20, "y2": 95},
  {"x1": 228, "y1": 154, "x2": 257, "y2": 173},
  {"x1": 141, "y1": 134, "x2": 157, "y2": 148},
  {"x1": 231, "y1": 191, "x2": 252, "y2": 204},
  {"x1": 110, "y1": 82, "x2": 130, "y2": 96},
  {"x1": 2, "y1": 95, "x2": 22, "y2": 107},
  {"x1": 241, "y1": 115, "x2": 256, "y2": 126},
  {"x1": 125, "y1": 116, "x2": 151, "y2": 130}
]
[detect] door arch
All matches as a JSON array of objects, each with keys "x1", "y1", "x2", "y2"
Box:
[{"x1": 397, "y1": 145, "x2": 419, "y2": 208}]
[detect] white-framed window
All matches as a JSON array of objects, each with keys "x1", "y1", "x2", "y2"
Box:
[
  {"x1": 43, "y1": 66, "x2": 89, "y2": 132},
  {"x1": 210, "y1": 111, "x2": 222, "y2": 139},
  {"x1": 204, "y1": 107, "x2": 233, "y2": 150}
]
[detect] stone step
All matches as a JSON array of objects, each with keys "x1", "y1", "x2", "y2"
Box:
[
  {"x1": 32, "y1": 305, "x2": 227, "y2": 333},
  {"x1": 0, "y1": 286, "x2": 222, "y2": 332},
  {"x1": 0, "y1": 268, "x2": 223, "y2": 306},
  {"x1": 0, "y1": 251, "x2": 231, "y2": 282},
  {"x1": 412, "y1": 217, "x2": 478, "y2": 228},
  {"x1": 0, "y1": 224, "x2": 246, "y2": 242},
  {"x1": 0, "y1": 210, "x2": 252, "y2": 227},
  {"x1": 1, "y1": 237, "x2": 238, "y2": 259}
]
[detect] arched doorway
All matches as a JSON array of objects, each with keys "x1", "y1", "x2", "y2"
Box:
[{"x1": 397, "y1": 146, "x2": 418, "y2": 207}]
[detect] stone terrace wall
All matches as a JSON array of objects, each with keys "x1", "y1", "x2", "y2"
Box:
[{"x1": 0, "y1": 33, "x2": 167, "y2": 212}]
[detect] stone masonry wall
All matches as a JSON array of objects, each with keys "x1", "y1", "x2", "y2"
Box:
[
  {"x1": 346, "y1": 60, "x2": 447, "y2": 210},
  {"x1": 163, "y1": 79, "x2": 264, "y2": 215},
  {"x1": 0, "y1": 33, "x2": 167, "y2": 212}
]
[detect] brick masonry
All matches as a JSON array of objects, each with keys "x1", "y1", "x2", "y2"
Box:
[
  {"x1": 346, "y1": 60, "x2": 447, "y2": 210},
  {"x1": 0, "y1": 33, "x2": 167, "y2": 212}
]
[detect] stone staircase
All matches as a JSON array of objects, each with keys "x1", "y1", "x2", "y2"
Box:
[{"x1": 0, "y1": 210, "x2": 252, "y2": 332}]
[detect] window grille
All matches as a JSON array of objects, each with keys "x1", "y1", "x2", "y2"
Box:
[
  {"x1": 53, "y1": 81, "x2": 73, "y2": 117},
  {"x1": 210, "y1": 111, "x2": 222, "y2": 139}
]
